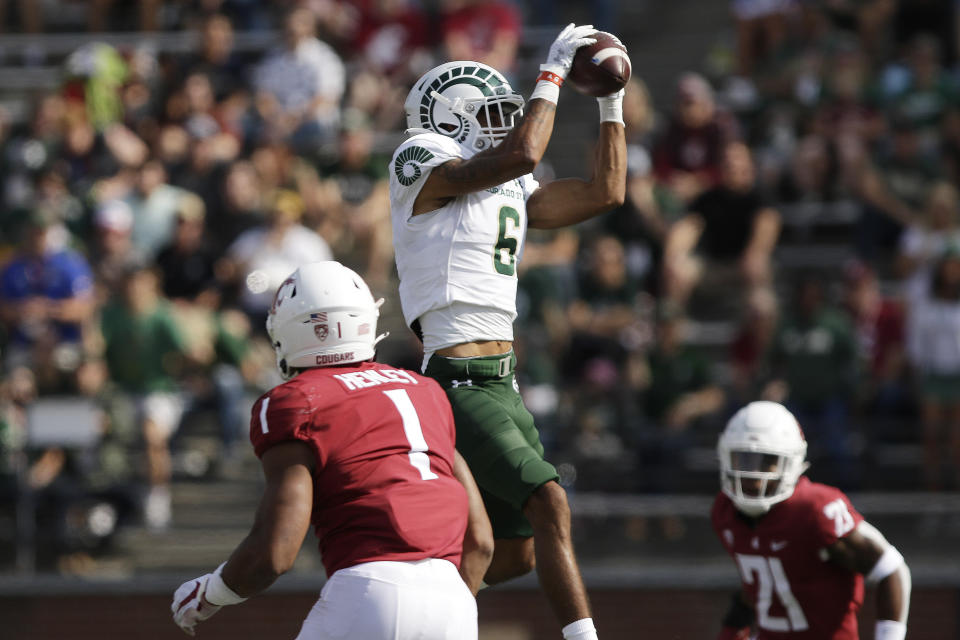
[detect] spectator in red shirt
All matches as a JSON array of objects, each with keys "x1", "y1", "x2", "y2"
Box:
[
  {"x1": 440, "y1": 0, "x2": 521, "y2": 75},
  {"x1": 842, "y1": 260, "x2": 910, "y2": 422},
  {"x1": 344, "y1": 0, "x2": 434, "y2": 81},
  {"x1": 653, "y1": 72, "x2": 740, "y2": 203}
]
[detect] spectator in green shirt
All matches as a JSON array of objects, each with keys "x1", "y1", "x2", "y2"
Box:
[
  {"x1": 100, "y1": 264, "x2": 188, "y2": 530},
  {"x1": 638, "y1": 308, "x2": 724, "y2": 491},
  {"x1": 765, "y1": 276, "x2": 860, "y2": 488}
]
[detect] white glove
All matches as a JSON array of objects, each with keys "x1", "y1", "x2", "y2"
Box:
[
  {"x1": 172, "y1": 572, "x2": 222, "y2": 636},
  {"x1": 541, "y1": 23, "x2": 596, "y2": 80},
  {"x1": 171, "y1": 563, "x2": 246, "y2": 636},
  {"x1": 597, "y1": 88, "x2": 625, "y2": 124}
]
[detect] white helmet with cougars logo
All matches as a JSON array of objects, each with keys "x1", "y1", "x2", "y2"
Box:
[
  {"x1": 404, "y1": 61, "x2": 525, "y2": 152},
  {"x1": 266, "y1": 262, "x2": 387, "y2": 378},
  {"x1": 717, "y1": 401, "x2": 810, "y2": 517}
]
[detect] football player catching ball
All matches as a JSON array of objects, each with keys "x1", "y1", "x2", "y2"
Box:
[
  {"x1": 388, "y1": 22, "x2": 628, "y2": 640},
  {"x1": 712, "y1": 401, "x2": 911, "y2": 640},
  {"x1": 172, "y1": 262, "x2": 492, "y2": 639}
]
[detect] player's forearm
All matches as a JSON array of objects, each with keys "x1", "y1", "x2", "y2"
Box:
[
  {"x1": 526, "y1": 124, "x2": 626, "y2": 229},
  {"x1": 219, "y1": 532, "x2": 295, "y2": 598},
  {"x1": 219, "y1": 444, "x2": 315, "y2": 598},
  {"x1": 426, "y1": 99, "x2": 556, "y2": 198},
  {"x1": 876, "y1": 564, "x2": 911, "y2": 624},
  {"x1": 453, "y1": 450, "x2": 494, "y2": 594},
  {"x1": 511, "y1": 98, "x2": 557, "y2": 161},
  {"x1": 483, "y1": 98, "x2": 557, "y2": 177},
  {"x1": 586, "y1": 121, "x2": 627, "y2": 213},
  {"x1": 460, "y1": 531, "x2": 494, "y2": 595},
  {"x1": 874, "y1": 565, "x2": 910, "y2": 640},
  {"x1": 218, "y1": 505, "x2": 312, "y2": 598}
]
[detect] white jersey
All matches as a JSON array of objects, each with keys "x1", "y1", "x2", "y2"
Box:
[{"x1": 389, "y1": 132, "x2": 539, "y2": 351}]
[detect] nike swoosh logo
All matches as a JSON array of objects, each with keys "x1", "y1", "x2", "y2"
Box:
[{"x1": 771, "y1": 540, "x2": 788, "y2": 551}]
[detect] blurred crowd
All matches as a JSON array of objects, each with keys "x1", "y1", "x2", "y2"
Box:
[
  {"x1": 0, "y1": 0, "x2": 959, "y2": 570},
  {"x1": 543, "y1": 0, "x2": 960, "y2": 500}
]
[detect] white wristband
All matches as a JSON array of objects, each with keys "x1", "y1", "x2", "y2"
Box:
[
  {"x1": 597, "y1": 91, "x2": 624, "y2": 125},
  {"x1": 204, "y1": 563, "x2": 247, "y2": 606},
  {"x1": 874, "y1": 620, "x2": 906, "y2": 640},
  {"x1": 562, "y1": 617, "x2": 597, "y2": 640},
  {"x1": 531, "y1": 70, "x2": 563, "y2": 104}
]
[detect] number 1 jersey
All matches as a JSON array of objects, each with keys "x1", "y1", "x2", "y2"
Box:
[
  {"x1": 388, "y1": 132, "x2": 539, "y2": 336},
  {"x1": 711, "y1": 477, "x2": 866, "y2": 639},
  {"x1": 249, "y1": 362, "x2": 468, "y2": 577}
]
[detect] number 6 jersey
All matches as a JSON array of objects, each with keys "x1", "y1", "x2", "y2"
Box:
[
  {"x1": 249, "y1": 362, "x2": 469, "y2": 577},
  {"x1": 711, "y1": 477, "x2": 866, "y2": 639},
  {"x1": 389, "y1": 132, "x2": 539, "y2": 353}
]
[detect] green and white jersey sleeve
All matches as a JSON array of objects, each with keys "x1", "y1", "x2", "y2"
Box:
[{"x1": 389, "y1": 132, "x2": 540, "y2": 344}]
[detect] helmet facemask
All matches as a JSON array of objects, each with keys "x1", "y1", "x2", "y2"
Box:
[
  {"x1": 720, "y1": 449, "x2": 806, "y2": 516},
  {"x1": 431, "y1": 90, "x2": 524, "y2": 149},
  {"x1": 717, "y1": 401, "x2": 809, "y2": 517}
]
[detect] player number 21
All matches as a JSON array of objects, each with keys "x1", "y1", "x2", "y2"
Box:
[
  {"x1": 735, "y1": 554, "x2": 809, "y2": 632},
  {"x1": 383, "y1": 389, "x2": 439, "y2": 481}
]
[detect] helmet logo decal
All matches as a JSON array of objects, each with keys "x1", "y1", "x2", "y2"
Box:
[
  {"x1": 422, "y1": 75, "x2": 493, "y2": 136},
  {"x1": 394, "y1": 146, "x2": 435, "y2": 186},
  {"x1": 314, "y1": 324, "x2": 329, "y2": 341},
  {"x1": 270, "y1": 276, "x2": 297, "y2": 314}
]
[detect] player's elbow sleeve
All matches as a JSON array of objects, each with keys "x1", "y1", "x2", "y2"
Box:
[{"x1": 866, "y1": 545, "x2": 905, "y2": 585}]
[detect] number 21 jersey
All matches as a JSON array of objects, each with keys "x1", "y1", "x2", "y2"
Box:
[
  {"x1": 389, "y1": 132, "x2": 539, "y2": 335},
  {"x1": 249, "y1": 362, "x2": 468, "y2": 577},
  {"x1": 711, "y1": 477, "x2": 866, "y2": 639}
]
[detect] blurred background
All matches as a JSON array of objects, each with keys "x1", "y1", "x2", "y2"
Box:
[{"x1": 0, "y1": 0, "x2": 958, "y2": 638}]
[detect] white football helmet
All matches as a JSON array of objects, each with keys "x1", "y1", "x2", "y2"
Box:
[
  {"x1": 717, "y1": 401, "x2": 810, "y2": 517},
  {"x1": 404, "y1": 61, "x2": 525, "y2": 152},
  {"x1": 266, "y1": 262, "x2": 387, "y2": 378}
]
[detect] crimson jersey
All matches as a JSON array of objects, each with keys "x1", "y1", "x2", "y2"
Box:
[
  {"x1": 249, "y1": 362, "x2": 468, "y2": 577},
  {"x1": 711, "y1": 477, "x2": 866, "y2": 640}
]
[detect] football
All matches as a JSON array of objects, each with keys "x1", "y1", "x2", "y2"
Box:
[{"x1": 566, "y1": 31, "x2": 631, "y2": 97}]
